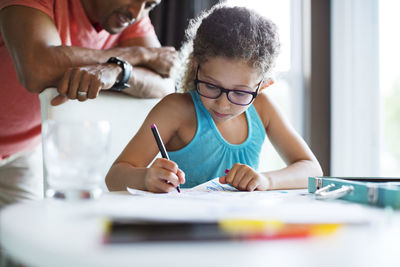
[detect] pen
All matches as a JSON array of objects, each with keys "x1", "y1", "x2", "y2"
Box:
[{"x1": 151, "y1": 124, "x2": 181, "y2": 193}]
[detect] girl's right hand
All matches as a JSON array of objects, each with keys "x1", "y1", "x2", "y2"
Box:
[{"x1": 144, "y1": 158, "x2": 185, "y2": 193}]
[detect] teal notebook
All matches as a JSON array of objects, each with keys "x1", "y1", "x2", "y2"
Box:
[{"x1": 308, "y1": 176, "x2": 400, "y2": 209}]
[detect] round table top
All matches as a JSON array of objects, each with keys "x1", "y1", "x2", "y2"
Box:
[{"x1": 1, "y1": 191, "x2": 400, "y2": 267}]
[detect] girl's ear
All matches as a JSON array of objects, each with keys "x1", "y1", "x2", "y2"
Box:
[{"x1": 259, "y1": 78, "x2": 274, "y2": 92}]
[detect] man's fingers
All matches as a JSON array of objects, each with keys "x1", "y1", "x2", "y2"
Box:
[
  {"x1": 67, "y1": 69, "x2": 82, "y2": 99},
  {"x1": 87, "y1": 76, "x2": 101, "y2": 99},
  {"x1": 149, "y1": 47, "x2": 178, "y2": 76},
  {"x1": 50, "y1": 95, "x2": 68, "y2": 106},
  {"x1": 57, "y1": 69, "x2": 72, "y2": 96},
  {"x1": 77, "y1": 72, "x2": 90, "y2": 102}
]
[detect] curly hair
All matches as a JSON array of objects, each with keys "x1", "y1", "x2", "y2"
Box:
[{"x1": 176, "y1": 4, "x2": 280, "y2": 93}]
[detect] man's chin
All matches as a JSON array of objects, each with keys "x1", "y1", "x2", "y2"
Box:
[
  {"x1": 103, "y1": 15, "x2": 136, "y2": 34},
  {"x1": 102, "y1": 20, "x2": 129, "y2": 34},
  {"x1": 104, "y1": 26, "x2": 125, "y2": 35}
]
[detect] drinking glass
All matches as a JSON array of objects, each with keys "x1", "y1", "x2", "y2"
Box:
[{"x1": 42, "y1": 120, "x2": 111, "y2": 199}]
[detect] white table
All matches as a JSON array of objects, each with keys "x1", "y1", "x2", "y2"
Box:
[{"x1": 1, "y1": 190, "x2": 400, "y2": 267}]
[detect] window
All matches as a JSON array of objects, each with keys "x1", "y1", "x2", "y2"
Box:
[
  {"x1": 332, "y1": 0, "x2": 400, "y2": 177},
  {"x1": 331, "y1": 0, "x2": 380, "y2": 176},
  {"x1": 379, "y1": 0, "x2": 400, "y2": 176}
]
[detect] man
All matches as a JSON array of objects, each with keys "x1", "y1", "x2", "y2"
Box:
[{"x1": 0, "y1": 0, "x2": 177, "y2": 207}]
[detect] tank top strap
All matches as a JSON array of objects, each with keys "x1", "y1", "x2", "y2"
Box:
[
  {"x1": 247, "y1": 102, "x2": 266, "y2": 139},
  {"x1": 189, "y1": 90, "x2": 210, "y2": 135}
]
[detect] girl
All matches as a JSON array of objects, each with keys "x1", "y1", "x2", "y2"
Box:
[{"x1": 106, "y1": 5, "x2": 322, "y2": 193}]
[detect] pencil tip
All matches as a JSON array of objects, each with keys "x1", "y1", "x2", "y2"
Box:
[{"x1": 151, "y1": 124, "x2": 156, "y2": 129}]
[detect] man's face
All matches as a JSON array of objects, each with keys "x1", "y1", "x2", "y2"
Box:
[{"x1": 97, "y1": 0, "x2": 161, "y2": 34}]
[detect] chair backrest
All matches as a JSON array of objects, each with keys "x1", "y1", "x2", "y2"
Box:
[{"x1": 39, "y1": 88, "x2": 160, "y2": 191}]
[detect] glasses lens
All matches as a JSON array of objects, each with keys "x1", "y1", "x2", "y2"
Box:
[
  {"x1": 228, "y1": 91, "x2": 254, "y2": 105},
  {"x1": 196, "y1": 82, "x2": 221, "y2": 98}
]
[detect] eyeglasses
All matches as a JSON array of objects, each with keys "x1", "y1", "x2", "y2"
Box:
[{"x1": 194, "y1": 65, "x2": 262, "y2": 106}]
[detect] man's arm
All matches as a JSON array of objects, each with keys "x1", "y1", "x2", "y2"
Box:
[
  {"x1": 121, "y1": 67, "x2": 175, "y2": 98},
  {"x1": 116, "y1": 35, "x2": 176, "y2": 98},
  {"x1": 0, "y1": 5, "x2": 175, "y2": 99}
]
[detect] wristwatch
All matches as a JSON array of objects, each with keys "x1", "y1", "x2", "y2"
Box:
[{"x1": 107, "y1": 57, "x2": 133, "y2": 91}]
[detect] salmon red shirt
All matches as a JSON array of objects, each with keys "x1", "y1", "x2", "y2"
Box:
[{"x1": 0, "y1": 0, "x2": 156, "y2": 160}]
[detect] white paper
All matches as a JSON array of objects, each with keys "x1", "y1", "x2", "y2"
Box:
[
  {"x1": 113, "y1": 178, "x2": 374, "y2": 225},
  {"x1": 126, "y1": 178, "x2": 291, "y2": 202},
  {"x1": 127, "y1": 177, "x2": 236, "y2": 195}
]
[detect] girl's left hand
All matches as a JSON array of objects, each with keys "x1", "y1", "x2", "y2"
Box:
[{"x1": 219, "y1": 163, "x2": 270, "y2": 191}]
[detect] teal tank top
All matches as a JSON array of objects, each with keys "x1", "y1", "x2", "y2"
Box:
[{"x1": 168, "y1": 90, "x2": 266, "y2": 188}]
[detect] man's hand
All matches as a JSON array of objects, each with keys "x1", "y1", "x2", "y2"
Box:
[
  {"x1": 51, "y1": 63, "x2": 122, "y2": 106},
  {"x1": 134, "y1": 46, "x2": 178, "y2": 77}
]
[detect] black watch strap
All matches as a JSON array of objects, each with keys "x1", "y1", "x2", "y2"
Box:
[{"x1": 107, "y1": 57, "x2": 133, "y2": 91}]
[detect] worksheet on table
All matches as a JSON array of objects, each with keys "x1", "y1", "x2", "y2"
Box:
[{"x1": 90, "y1": 178, "x2": 375, "y2": 225}]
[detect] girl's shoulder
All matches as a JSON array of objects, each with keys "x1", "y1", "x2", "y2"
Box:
[
  {"x1": 157, "y1": 92, "x2": 193, "y2": 109},
  {"x1": 252, "y1": 91, "x2": 281, "y2": 127},
  {"x1": 153, "y1": 92, "x2": 195, "y2": 121},
  {"x1": 153, "y1": 93, "x2": 197, "y2": 144}
]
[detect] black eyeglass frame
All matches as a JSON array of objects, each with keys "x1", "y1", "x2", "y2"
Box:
[{"x1": 193, "y1": 65, "x2": 263, "y2": 106}]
